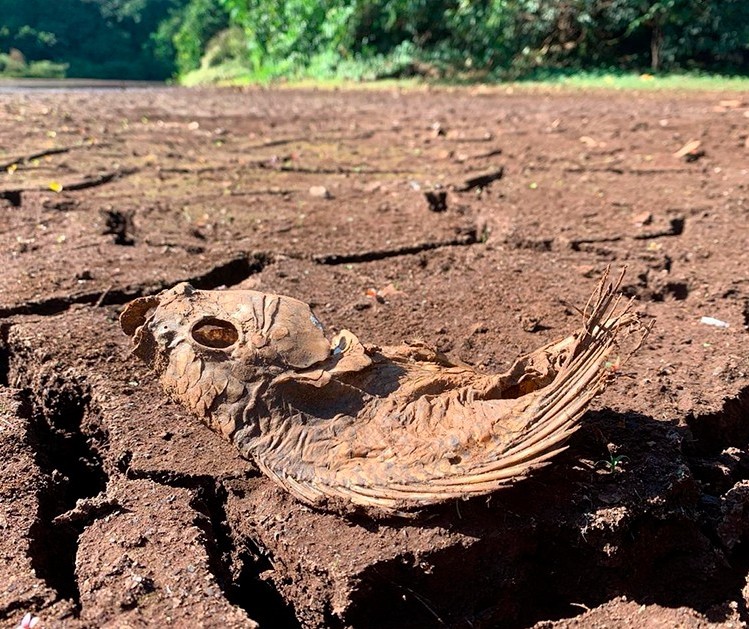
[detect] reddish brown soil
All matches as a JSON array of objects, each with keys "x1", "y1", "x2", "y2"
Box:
[{"x1": 1, "y1": 85, "x2": 748, "y2": 628}]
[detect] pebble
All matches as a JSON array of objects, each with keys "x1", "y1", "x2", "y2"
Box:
[{"x1": 309, "y1": 185, "x2": 331, "y2": 199}]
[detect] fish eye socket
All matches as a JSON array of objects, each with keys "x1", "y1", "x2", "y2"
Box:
[{"x1": 191, "y1": 317, "x2": 239, "y2": 349}]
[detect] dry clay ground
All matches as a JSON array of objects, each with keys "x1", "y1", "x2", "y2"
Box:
[{"x1": 0, "y1": 85, "x2": 748, "y2": 629}]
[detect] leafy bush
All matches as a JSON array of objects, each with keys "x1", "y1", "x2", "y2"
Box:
[
  {"x1": 0, "y1": 51, "x2": 67, "y2": 78},
  {"x1": 200, "y1": 27, "x2": 248, "y2": 69},
  {"x1": 0, "y1": 0, "x2": 188, "y2": 79},
  {"x1": 0, "y1": 0, "x2": 747, "y2": 82},
  {"x1": 216, "y1": 0, "x2": 749, "y2": 81},
  {"x1": 171, "y1": 0, "x2": 231, "y2": 74}
]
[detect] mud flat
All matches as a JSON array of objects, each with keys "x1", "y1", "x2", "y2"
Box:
[{"x1": 1, "y1": 86, "x2": 748, "y2": 628}]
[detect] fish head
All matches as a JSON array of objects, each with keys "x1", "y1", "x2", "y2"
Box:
[{"x1": 120, "y1": 282, "x2": 333, "y2": 376}]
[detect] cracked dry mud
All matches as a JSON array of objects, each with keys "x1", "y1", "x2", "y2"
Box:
[{"x1": 1, "y1": 86, "x2": 748, "y2": 628}]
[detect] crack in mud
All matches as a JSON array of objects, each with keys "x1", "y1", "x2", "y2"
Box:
[
  {"x1": 0, "y1": 323, "x2": 10, "y2": 386},
  {"x1": 686, "y1": 386, "x2": 749, "y2": 458},
  {"x1": 259, "y1": 163, "x2": 412, "y2": 175},
  {"x1": 680, "y1": 387, "x2": 749, "y2": 625},
  {"x1": 0, "y1": 146, "x2": 73, "y2": 171},
  {"x1": 1, "y1": 168, "x2": 138, "y2": 209},
  {"x1": 632, "y1": 217, "x2": 686, "y2": 240},
  {"x1": 0, "y1": 252, "x2": 271, "y2": 318},
  {"x1": 122, "y1": 468, "x2": 300, "y2": 628},
  {"x1": 4, "y1": 328, "x2": 296, "y2": 626},
  {"x1": 0, "y1": 189, "x2": 22, "y2": 207},
  {"x1": 61, "y1": 168, "x2": 138, "y2": 192},
  {"x1": 311, "y1": 230, "x2": 478, "y2": 265},
  {"x1": 0, "y1": 143, "x2": 108, "y2": 172},
  {"x1": 18, "y1": 371, "x2": 109, "y2": 609}
]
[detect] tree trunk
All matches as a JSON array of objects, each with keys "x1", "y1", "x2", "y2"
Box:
[{"x1": 650, "y1": 21, "x2": 663, "y2": 72}]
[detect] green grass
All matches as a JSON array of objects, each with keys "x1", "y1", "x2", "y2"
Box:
[
  {"x1": 180, "y1": 61, "x2": 749, "y2": 92},
  {"x1": 521, "y1": 71, "x2": 749, "y2": 91}
]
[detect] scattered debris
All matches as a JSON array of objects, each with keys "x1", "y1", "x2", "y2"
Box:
[
  {"x1": 364, "y1": 283, "x2": 405, "y2": 304},
  {"x1": 376, "y1": 283, "x2": 405, "y2": 300},
  {"x1": 15, "y1": 613, "x2": 39, "y2": 629},
  {"x1": 673, "y1": 140, "x2": 705, "y2": 162},
  {"x1": 464, "y1": 147, "x2": 503, "y2": 161},
  {"x1": 700, "y1": 316, "x2": 729, "y2": 329}
]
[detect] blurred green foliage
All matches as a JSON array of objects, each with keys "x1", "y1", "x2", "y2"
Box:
[
  {"x1": 218, "y1": 0, "x2": 749, "y2": 80},
  {"x1": 0, "y1": 0, "x2": 188, "y2": 78},
  {"x1": 0, "y1": 0, "x2": 746, "y2": 81},
  {"x1": 0, "y1": 51, "x2": 68, "y2": 78},
  {"x1": 0, "y1": 0, "x2": 230, "y2": 79}
]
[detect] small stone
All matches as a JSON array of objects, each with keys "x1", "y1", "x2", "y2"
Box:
[
  {"x1": 718, "y1": 99, "x2": 742, "y2": 109},
  {"x1": 632, "y1": 211, "x2": 653, "y2": 226},
  {"x1": 309, "y1": 185, "x2": 331, "y2": 199},
  {"x1": 377, "y1": 283, "x2": 404, "y2": 300},
  {"x1": 676, "y1": 392, "x2": 694, "y2": 414},
  {"x1": 520, "y1": 314, "x2": 543, "y2": 333}
]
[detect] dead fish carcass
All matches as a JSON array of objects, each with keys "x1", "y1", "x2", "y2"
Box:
[{"x1": 121, "y1": 270, "x2": 647, "y2": 515}]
